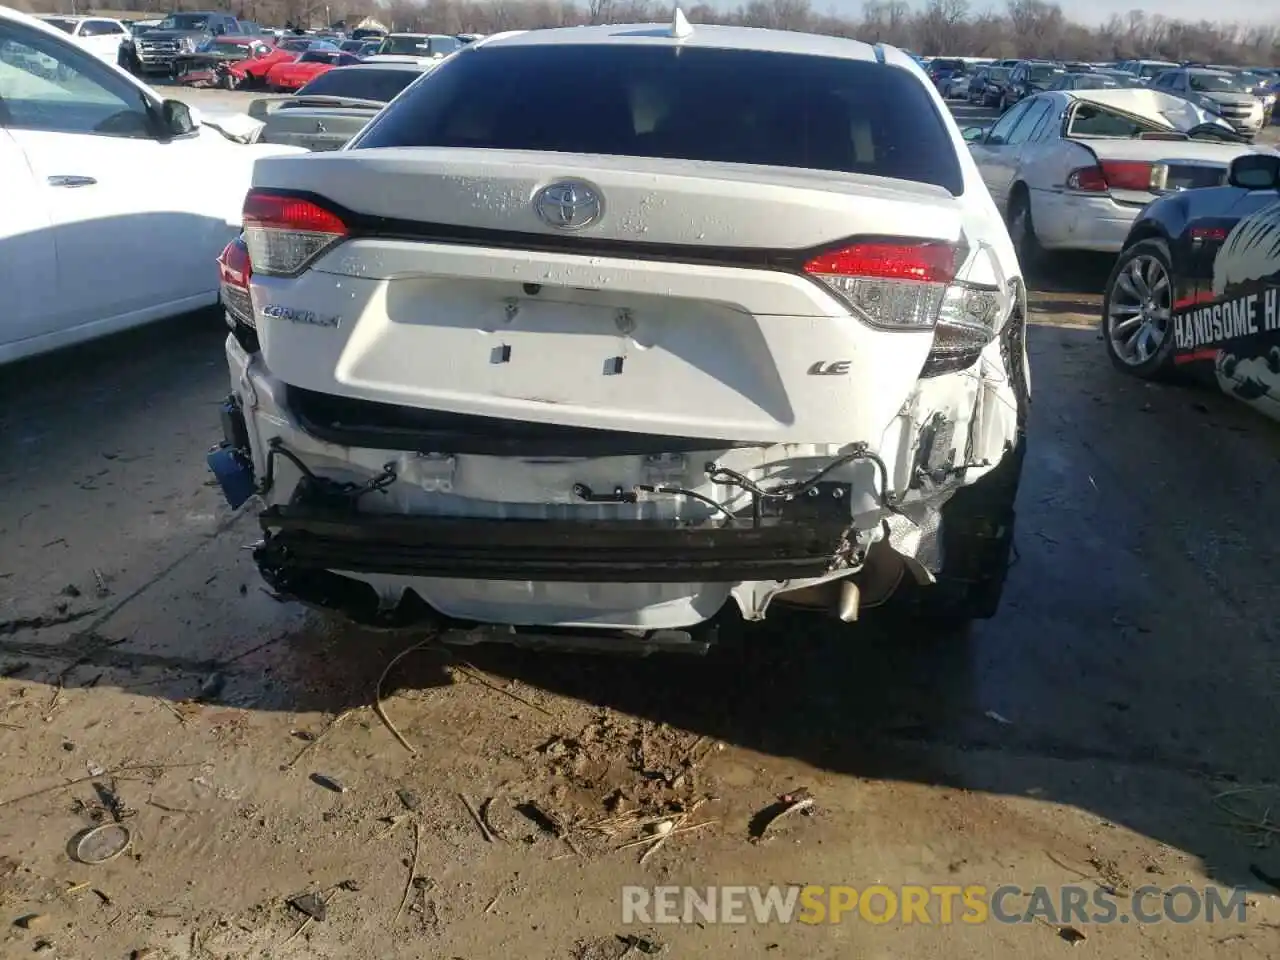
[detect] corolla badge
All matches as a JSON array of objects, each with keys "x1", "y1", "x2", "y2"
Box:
[
  {"x1": 262, "y1": 304, "x2": 340, "y2": 328},
  {"x1": 533, "y1": 180, "x2": 603, "y2": 230}
]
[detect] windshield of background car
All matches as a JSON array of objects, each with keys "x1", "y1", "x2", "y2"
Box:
[
  {"x1": 1098, "y1": 70, "x2": 1137, "y2": 85},
  {"x1": 299, "y1": 51, "x2": 337, "y2": 64},
  {"x1": 214, "y1": 40, "x2": 253, "y2": 58},
  {"x1": 1139, "y1": 62, "x2": 1176, "y2": 78},
  {"x1": 1078, "y1": 75, "x2": 1120, "y2": 89},
  {"x1": 158, "y1": 15, "x2": 209, "y2": 31},
  {"x1": 43, "y1": 18, "x2": 76, "y2": 34},
  {"x1": 1189, "y1": 72, "x2": 1250, "y2": 93},
  {"x1": 378, "y1": 35, "x2": 426, "y2": 55},
  {"x1": 356, "y1": 44, "x2": 965, "y2": 196},
  {"x1": 297, "y1": 66, "x2": 420, "y2": 101},
  {"x1": 1029, "y1": 65, "x2": 1064, "y2": 82},
  {"x1": 989, "y1": 67, "x2": 1010, "y2": 81}
]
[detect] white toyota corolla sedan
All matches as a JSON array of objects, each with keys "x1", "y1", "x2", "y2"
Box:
[{"x1": 209, "y1": 13, "x2": 1032, "y2": 652}]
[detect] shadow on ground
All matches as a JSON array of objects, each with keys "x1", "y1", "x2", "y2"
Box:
[{"x1": 2, "y1": 275, "x2": 1278, "y2": 897}]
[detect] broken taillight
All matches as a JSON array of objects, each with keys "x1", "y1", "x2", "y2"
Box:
[
  {"x1": 242, "y1": 190, "x2": 349, "y2": 277},
  {"x1": 217, "y1": 235, "x2": 255, "y2": 330},
  {"x1": 804, "y1": 237, "x2": 1007, "y2": 375}
]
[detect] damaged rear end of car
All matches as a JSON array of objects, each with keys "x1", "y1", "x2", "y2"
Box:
[{"x1": 209, "y1": 25, "x2": 1030, "y2": 652}]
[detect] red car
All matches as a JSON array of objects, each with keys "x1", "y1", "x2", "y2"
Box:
[
  {"x1": 174, "y1": 36, "x2": 275, "y2": 88},
  {"x1": 263, "y1": 50, "x2": 363, "y2": 92},
  {"x1": 225, "y1": 38, "x2": 336, "y2": 89}
]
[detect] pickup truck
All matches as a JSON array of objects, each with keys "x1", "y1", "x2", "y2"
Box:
[{"x1": 129, "y1": 11, "x2": 244, "y2": 76}]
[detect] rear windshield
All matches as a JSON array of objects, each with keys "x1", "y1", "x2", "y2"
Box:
[
  {"x1": 1029, "y1": 64, "x2": 1064, "y2": 81},
  {"x1": 43, "y1": 18, "x2": 76, "y2": 33},
  {"x1": 356, "y1": 44, "x2": 964, "y2": 195},
  {"x1": 297, "y1": 67, "x2": 420, "y2": 101},
  {"x1": 1139, "y1": 62, "x2": 1176, "y2": 78}
]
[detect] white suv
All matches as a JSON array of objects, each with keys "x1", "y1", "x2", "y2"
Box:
[{"x1": 210, "y1": 16, "x2": 1031, "y2": 651}]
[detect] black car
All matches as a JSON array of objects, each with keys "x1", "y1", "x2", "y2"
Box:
[
  {"x1": 1001, "y1": 60, "x2": 1066, "y2": 111},
  {"x1": 927, "y1": 57, "x2": 966, "y2": 87},
  {"x1": 1102, "y1": 153, "x2": 1280, "y2": 420},
  {"x1": 970, "y1": 65, "x2": 1011, "y2": 107}
]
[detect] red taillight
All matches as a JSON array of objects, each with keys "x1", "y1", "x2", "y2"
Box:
[
  {"x1": 241, "y1": 190, "x2": 348, "y2": 277},
  {"x1": 803, "y1": 239, "x2": 962, "y2": 331},
  {"x1": 1191, "y1": 226, "x2": 1229, "y2": 242},
  {"x1": 803, "y1": 241, "x2": 960, "y2": 284},
  {"x1": 1101, "y1": 160, "x2": 1157, "y2": 191},
  {"x1": 243, "y1": 191, "x2": 348, "y2": 235},
  {"x1": 217, "y1": 236, "x2": 251, "y2": 290},
  {"x1": 1066, "y1": 161, "x2": 1164, "y2": 193},
  {"x1": 217, "y1": 237, "x2": 255, "y2": 329},
  {"x1": 1066, "y1": 165, "x2": 1109, "y2": 192}
]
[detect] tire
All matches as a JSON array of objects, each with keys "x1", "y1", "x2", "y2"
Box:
[
  {"x1": 1007, "y1": 187, "x2": 1047, "y2": 272},
  {"x1": 1101, "y1": 238, "x2": 1179, "y2": 379}
]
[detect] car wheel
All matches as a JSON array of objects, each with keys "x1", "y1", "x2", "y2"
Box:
[
  {"x1": 1007, "y1": 187, "x2": 1047, "y2": 272},
  {"x1": 1102, "y1": 238, "x2": 1178, "y2": 379}
]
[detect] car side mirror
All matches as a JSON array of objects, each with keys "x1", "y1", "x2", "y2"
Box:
[
  {"x1": 161, "y1": 98, "x2": 197, "y2": 137},
  {"x1": 961, "y1": 125, "x2": 988, "y2": 143},
  {"x1": 1228, "y1": 153, "x2": 1280, "y2": 190}
]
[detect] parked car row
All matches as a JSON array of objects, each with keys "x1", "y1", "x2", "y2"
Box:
[{"x1": 936, "y1": 55, "x2": 1277, "y2": 135}]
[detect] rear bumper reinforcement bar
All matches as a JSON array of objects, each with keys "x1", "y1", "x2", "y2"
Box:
[{"x1": 256, "y1": 504, "x2": 852, "y2": 582}]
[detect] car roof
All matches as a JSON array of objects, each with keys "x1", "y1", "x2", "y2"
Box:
[{"x1": 476, "y1": 21, "x2": 908, "y2": 66}]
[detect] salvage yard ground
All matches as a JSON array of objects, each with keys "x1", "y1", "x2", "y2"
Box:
[{"x1": 1, "y1": 89, "x2": 1279, "y2": 960}]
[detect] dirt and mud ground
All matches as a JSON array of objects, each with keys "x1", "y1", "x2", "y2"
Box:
[{"x1": 2, "y1": 91, "x2": 1279, "y2": 960}]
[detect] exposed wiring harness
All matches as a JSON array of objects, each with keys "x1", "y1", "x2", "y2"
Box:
[
  {"x1": 705, "y1": 442, "x2": 908, "y2": 518},
  {"x1": 258, "y1": 437, "x2": 398, "y2": 503},
  {"x1": 572, "y1": 443, "x2": 909, "y2": 526},
  {"x1": 571, "y1": 482, "x2": 738, "y2": 525}
]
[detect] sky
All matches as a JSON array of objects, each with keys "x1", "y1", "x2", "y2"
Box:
[{"x1": 817, "y1": 0, "x2": 1276, "y2": 26}]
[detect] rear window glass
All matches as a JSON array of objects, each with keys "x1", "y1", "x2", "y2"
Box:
[
  {"x1": 356, "y1": 44, "x2": 964, "y2": 195},
  {"x1": 297, "y1": 67, "x2": 420, "y2": 101},
  {"x1": 44, "y1": 18, "x2": 76, "y2": 33}
]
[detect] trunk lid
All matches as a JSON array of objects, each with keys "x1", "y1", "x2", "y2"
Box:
[
  {"x1": 1073, "y1": 137, "x2": 1261, "y2": 204},
  {"x1": 247, "y1": 150, "x2": 969, "y2": 444},
  {"x1": 255, "y1": 99, "x2": 381, "y2": 151},
  {"x1": 252, "y1": 148, "x2": 963, "y2": 250}
]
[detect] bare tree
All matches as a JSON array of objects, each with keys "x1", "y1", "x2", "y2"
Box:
[{"x1": 13, "y1": 0, "x2": 1279, "y2": 63}]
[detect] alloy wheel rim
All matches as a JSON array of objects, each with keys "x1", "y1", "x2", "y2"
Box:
[{"x1": 1108, "y1": 254, "x2": 1172, "y2": 366}]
